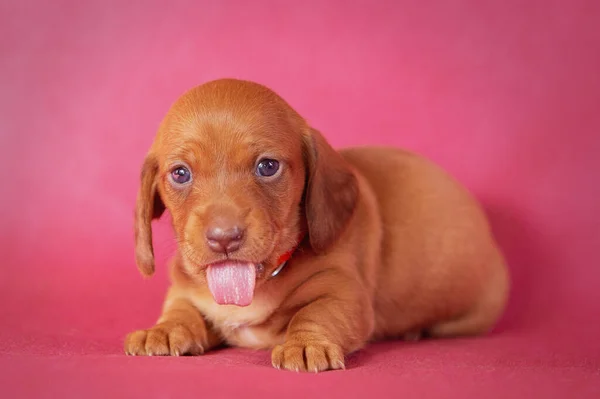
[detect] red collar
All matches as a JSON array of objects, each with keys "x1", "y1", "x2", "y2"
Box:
[{"x1": 272, "y1": 233, "x2": 305, "y2": 277}]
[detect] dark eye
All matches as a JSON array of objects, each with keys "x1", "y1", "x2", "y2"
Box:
[
  {"x1": 256, "y1": 158, "x2": 280, "y2": 177},
  {"x1": 170, "y1": 166, "x2": 191, "y2": 184}
]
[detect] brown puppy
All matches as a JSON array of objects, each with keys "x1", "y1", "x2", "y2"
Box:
[{"x1": 125, "y1": 79, "x2": 509, "y2": 372}]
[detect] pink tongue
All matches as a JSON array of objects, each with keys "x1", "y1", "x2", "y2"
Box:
[{"x1": 206, "y1": 262, "x2": 256, "y2": 306}]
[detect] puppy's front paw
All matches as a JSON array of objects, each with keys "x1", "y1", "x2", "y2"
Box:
[
  {"x1": 124, "y1": 322, "x2": 204, "y2": 356},
  {"x1": 271, "y1": 340, "x2": 345, "y2": 372}
]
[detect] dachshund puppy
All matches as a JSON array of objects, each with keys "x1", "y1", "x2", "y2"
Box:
[{"x1": 125, "y1": 79, "x2": 509, "y2": 372}]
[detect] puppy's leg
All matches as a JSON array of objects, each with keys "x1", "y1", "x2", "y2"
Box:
[
  {"x1": 429, "y1": 255, "x2": 509, "y2": 338},
  {"x1": 125, "y1": 289, "x2": 221, "y2": 356},
  {"x1": 427, "y1": 300, "x2": 502, "y2": 338},
  {"x1": 271, "y1": 277, "x2": 373, "y2": 372}
]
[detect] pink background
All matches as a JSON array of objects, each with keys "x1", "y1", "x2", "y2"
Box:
[{"x1": 1, "y1": 0, "x2": 599, "y2": 397}]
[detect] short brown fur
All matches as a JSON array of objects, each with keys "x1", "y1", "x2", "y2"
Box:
[{"x1": 125, "y1": 79, "x2": 509, "y2": 372}]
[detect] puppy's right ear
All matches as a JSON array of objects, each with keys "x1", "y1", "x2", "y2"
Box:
[{"x1": 134, "y1": 154, "x2": 165, "y2": 277}]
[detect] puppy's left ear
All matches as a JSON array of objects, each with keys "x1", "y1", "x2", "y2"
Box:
[
  {"x1": 303, "y1": 128, "x2": 358, "y2": 253},
  {"x1": 134, "y1": 154, "x2": 165, "y2": 277}
]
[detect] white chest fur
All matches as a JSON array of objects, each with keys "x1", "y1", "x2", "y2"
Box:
[{"x1": 188, "y1": 290, "x2": 284, "y2": 349}]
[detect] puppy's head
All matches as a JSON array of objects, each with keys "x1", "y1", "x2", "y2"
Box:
[{"x1": 134, "y1": 79, "x2": 357, "y2": 306}]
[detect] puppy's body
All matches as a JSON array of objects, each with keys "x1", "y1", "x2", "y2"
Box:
[
  {"x1": 125, "y1": 79, "x2": 509, "y2": 371},
  {"x1": 342, "y1": 147, "x2": 507, "y2": 340}
]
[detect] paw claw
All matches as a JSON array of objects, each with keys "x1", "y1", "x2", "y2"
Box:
[
  {"x1": 124, "y1": 323, "x2": 204, "y2": 357},
  {"x1": 271, "y1": 341, "x2": 345, "y2": 373}
]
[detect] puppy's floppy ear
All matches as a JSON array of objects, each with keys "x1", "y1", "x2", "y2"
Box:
[
  {"x1": 134, "y1": 154, "x2": 165, "y2": 277},
  {"x1": 303, "y1": 128, "x2": 358, "y2": 253}
]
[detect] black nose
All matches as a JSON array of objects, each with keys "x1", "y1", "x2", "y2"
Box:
[{"x1": 206, "y1": 225, "x2": 245, "y2": 254}]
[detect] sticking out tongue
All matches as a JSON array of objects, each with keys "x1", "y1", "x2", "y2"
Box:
[{"x1": 206, "y1": 262, "x2": 256, "y2": 306}]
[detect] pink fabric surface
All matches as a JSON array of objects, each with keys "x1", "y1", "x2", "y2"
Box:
[{"x1": 1, "y1": 1, "x2": 599, "y2": 397}]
